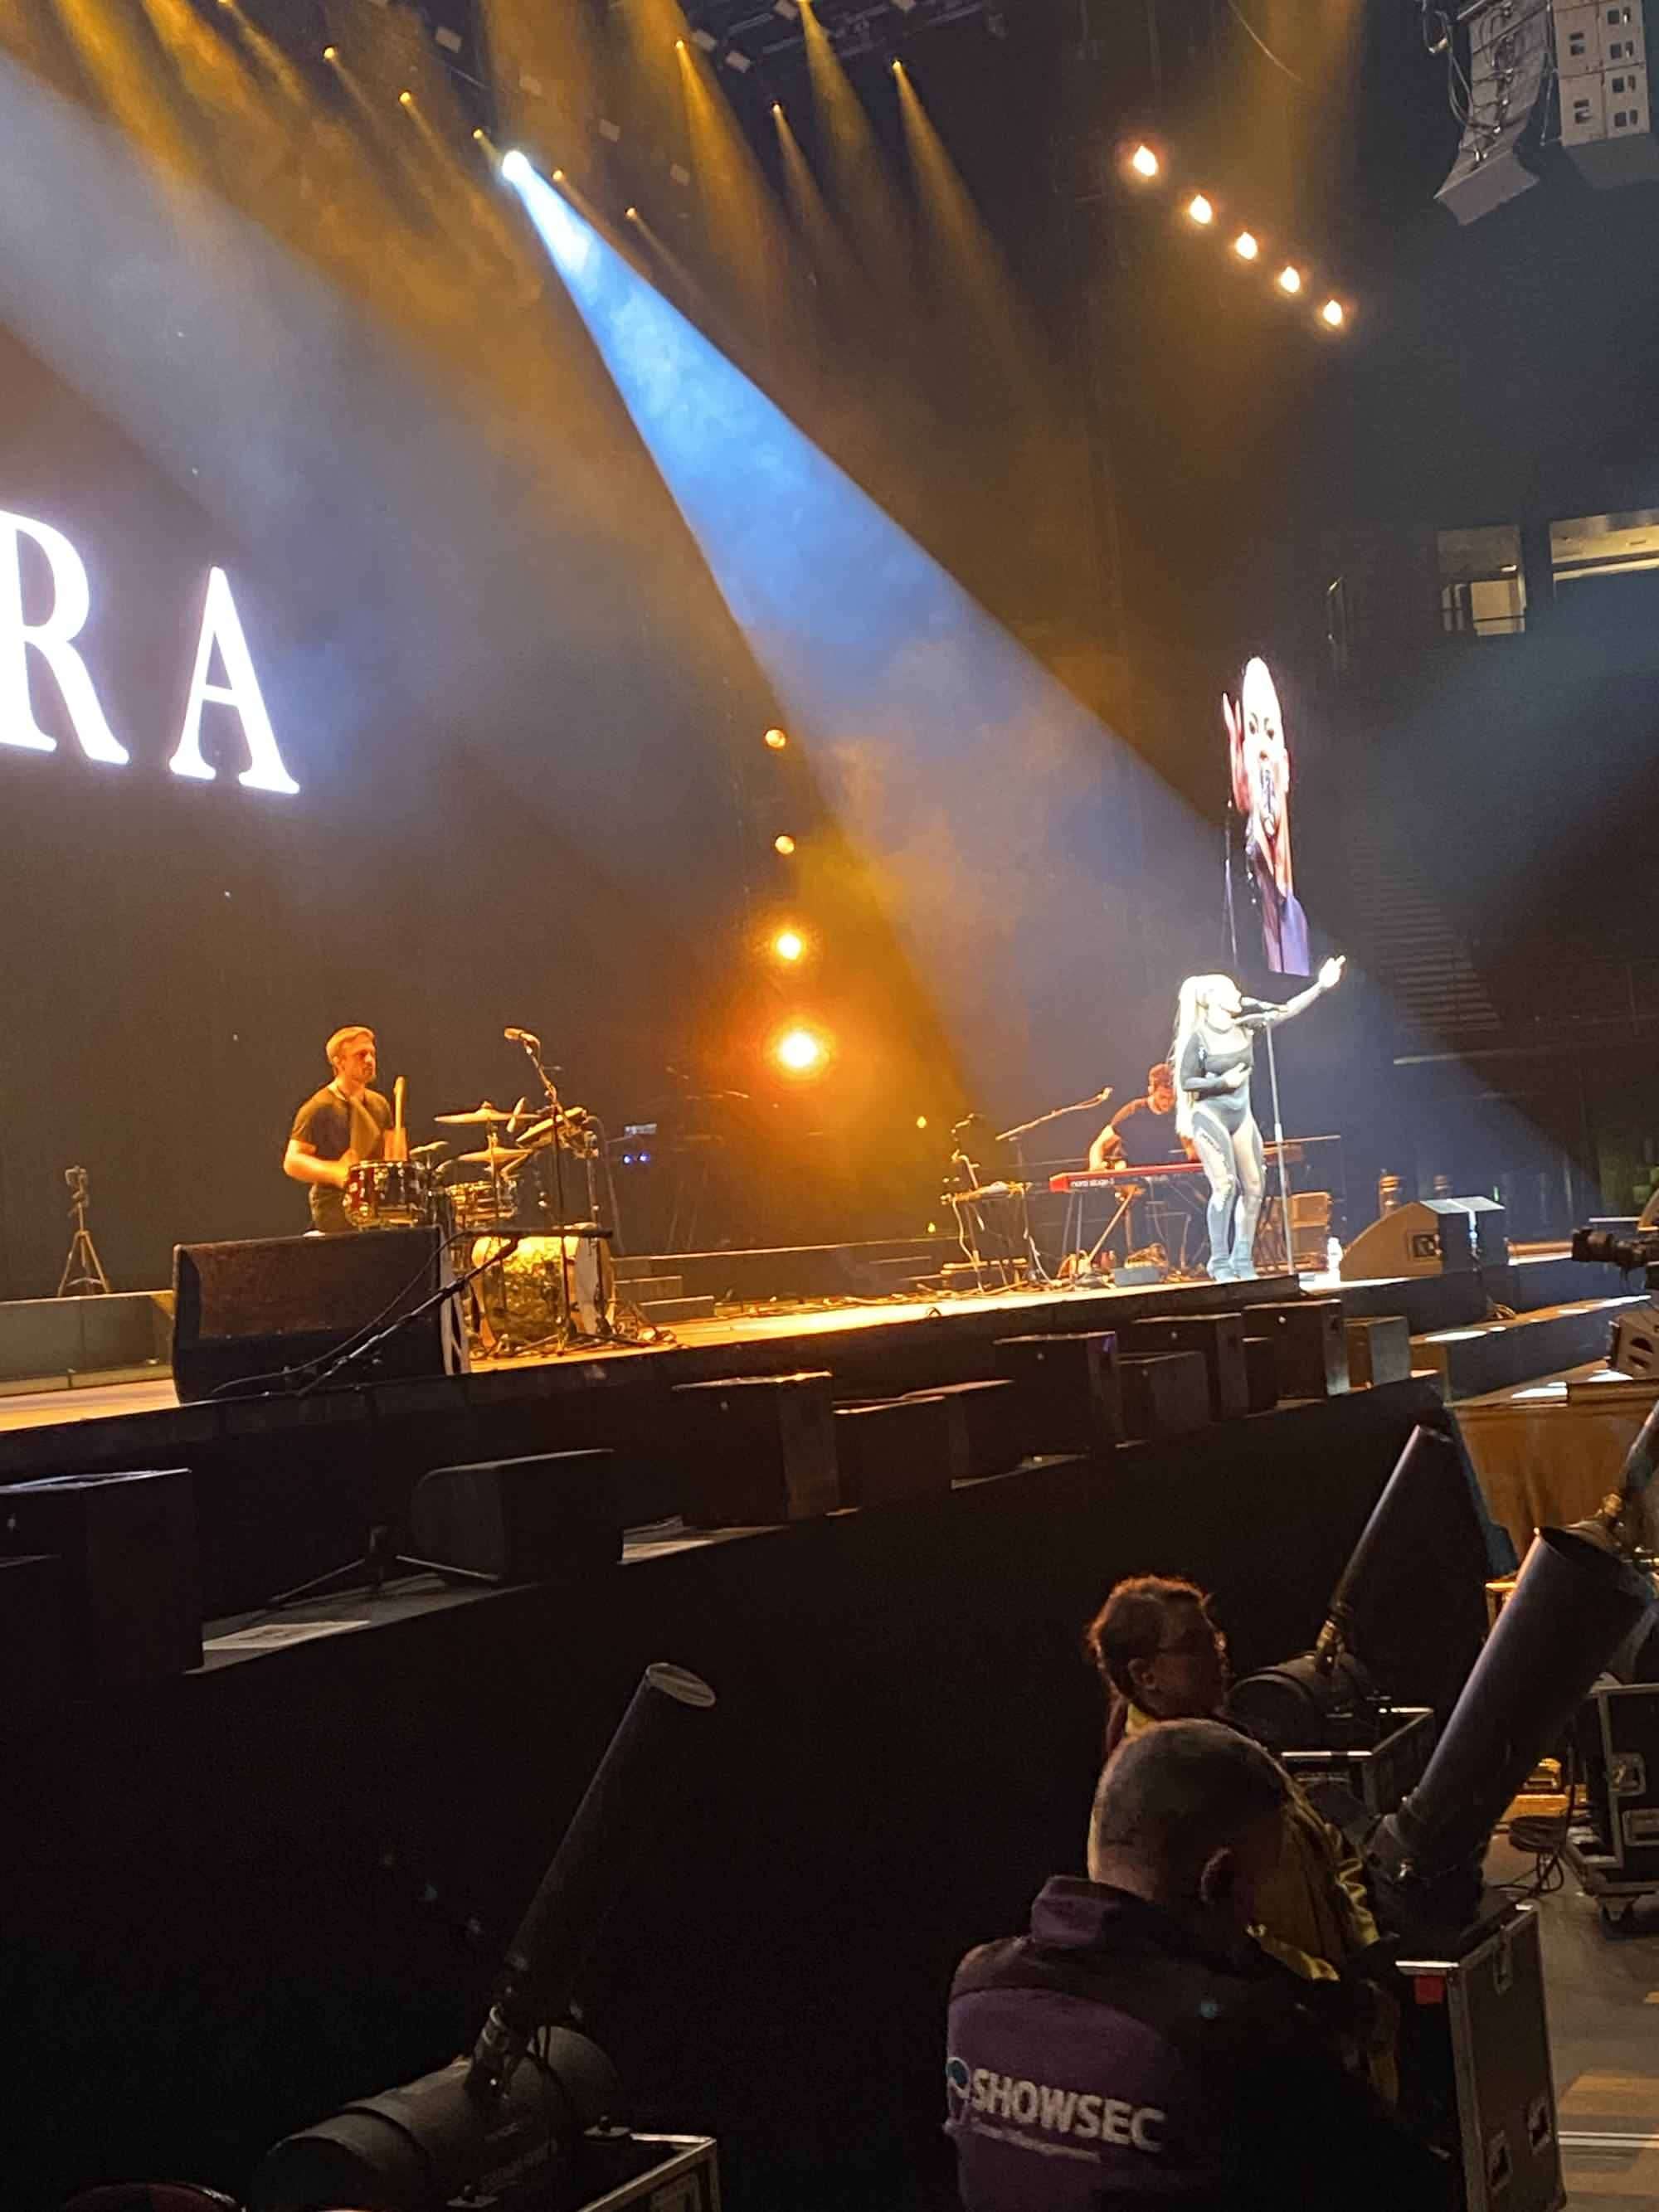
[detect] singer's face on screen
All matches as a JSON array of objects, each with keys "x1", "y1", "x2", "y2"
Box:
[{"x1": 1238, "y1": 658, "x2": 1289, "y2": 848}]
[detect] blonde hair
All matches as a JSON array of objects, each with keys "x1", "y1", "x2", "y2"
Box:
[
  {"x1": 325, "y1": 1026, "x2": 375, "y2": 1069},
  {"x1": 1168, "y1": 975, "x2": 1234, "y2": 1140}
]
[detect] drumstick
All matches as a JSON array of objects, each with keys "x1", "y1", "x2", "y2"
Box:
[{"x1": 385, "y1": 1074, "x2": 410, "y2": 1163}]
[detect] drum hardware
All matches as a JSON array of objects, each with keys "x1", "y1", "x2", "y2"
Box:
[{"x1": 56, "y1": 1164, "x2": 111, "y2": 1297}]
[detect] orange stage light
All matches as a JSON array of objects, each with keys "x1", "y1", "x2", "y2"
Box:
[
  {"x1": 774, "y1": 833, "x2": 796, "y2": 856},
  {"x1": 774, "y1": 1025, "x2": 829, "y2": 1075}
]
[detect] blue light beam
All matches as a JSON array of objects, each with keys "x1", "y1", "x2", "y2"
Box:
[{"x1": 508, "y1": 163, "x2": 1214, "y2": 1100}]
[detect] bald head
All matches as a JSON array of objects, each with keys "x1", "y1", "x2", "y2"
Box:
[{"x1": 1088, "y1": 1720, "x2": 1285, "y2": 1922}]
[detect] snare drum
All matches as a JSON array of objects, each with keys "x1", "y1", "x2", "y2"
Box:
[{"x1": 343, "y1": 1158, "x2": 431, "y2": 1228}]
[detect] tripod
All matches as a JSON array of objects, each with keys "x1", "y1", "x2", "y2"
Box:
[{"x1": 57, "y1": 1166, "x2": 110, "y2": 1296}]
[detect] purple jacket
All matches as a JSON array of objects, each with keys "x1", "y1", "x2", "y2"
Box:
[{"x1": 947, "y1": 1877, "x2": 1443, "y2": 2212}]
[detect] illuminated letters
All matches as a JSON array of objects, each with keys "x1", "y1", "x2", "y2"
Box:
[
  {"x1": 169, "y1": 566, "x2": 299, "y2": 795},
  {"x1": 0, "y1": 508, "x2": 129, "y2": 763},
  {"x1": 0, "y1": 508, "x2": 297, "y2": 795}
]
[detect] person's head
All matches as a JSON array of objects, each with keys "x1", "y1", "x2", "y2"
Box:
[
  {"x1": 1146, "y1": 1062, "x2": 1175, "y2": 1116},
  {"x1": 1084, "y1": 1575, "x2": 1229, "y2": 1724},
  {"x1": 326, "y1": 1026, "x2": 377, "y2": 1088},
  {"x1": 1087, "y1": 1718, "x2": 1285, "y2": 1933},
  {"x1": 1169, "y1": 976, "x2": 1242, "y2": 1140},
  {"x1": 1238, "y1": 658, "x2": 1288, "y2": 834}
]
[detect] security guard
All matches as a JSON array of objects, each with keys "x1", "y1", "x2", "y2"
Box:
[{"x1": 946, "y1": 1722, "x2": 1447, "y2": 2212}]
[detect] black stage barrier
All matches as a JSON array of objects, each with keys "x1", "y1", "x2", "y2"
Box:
[{"x1": 0, "y1": 1377, "x2": 1441, "y2": 2210}]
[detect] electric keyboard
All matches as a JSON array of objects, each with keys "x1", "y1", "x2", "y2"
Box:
[{"x1": 1049, "y1": 1163, "x2": 1204, "y2": 1194}]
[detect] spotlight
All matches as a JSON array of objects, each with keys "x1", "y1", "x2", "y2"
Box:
[
  {"x1": 774, "y1": 1025, "x2": 829, "y2": 1075},
  {"x1": 772, "y1": 101, "x2": 784, "y2": 114},
  {"x1": 398, "y1": 89, "x2": 414, "y2": 106},
  {"x1": 675, "y1": 36, "x2": 685, "y2": 48},
  {"x1": 1129, "y1": 143, "x2": 1160, "y2": 180},
  {"x1": 1320, "y1": 298, "x2": 1345, "y2": 328},
  {"x1": 915, "y1": 1114, "x2": 927, "y2": 1130},
  {"x1": 1277, "y1": 264, "x2": 1302, "y2": 294},
  {"x1": 472, "y1": 127, "x2": 486, "y2": 143},
  {"x1": 552, "y1": 168, "x2": 566, "y2": 183},
  {"x1": 1233, "y1": 230, "x2": 1258, "y2": 260},
  {"x1": 323, "y1": 44, "x2": 338, "y2": 61},
  {"x1": 625, "y1": 206, "x2": 639, "y2": 221},
  {"x1": 774, "y1": 833, "x2": 796, "y2": 856},
  {"x1": 1185, "y1": 192, "x2": 1214, "y2": 225},
  {"x1": 772, "y1": 929, "x2": 805, "y2": 963},
  {"x1": 764, "y1": 727, "x2": 788, "y2": 751},
  {"x1": 500, "y1": 148, "x2": 530, "y2": 187}
]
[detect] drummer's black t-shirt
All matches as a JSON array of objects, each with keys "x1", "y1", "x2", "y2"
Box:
[{"x1": 289, "y1": 1085, "x2": 392, "y2": 1233}]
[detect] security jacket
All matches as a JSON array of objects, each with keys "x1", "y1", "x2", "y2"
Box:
[{"x1": 946, "y1": 1876, "x2": 1445, "y2": 2212}]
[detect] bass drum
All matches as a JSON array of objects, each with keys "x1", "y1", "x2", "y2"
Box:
[
  {"x1": 468, "y1": 1231, "x2": 615, "y2": 1353},
  {"x1": 343, "y1": 1158, "x2": 431, "y2": 1228}
]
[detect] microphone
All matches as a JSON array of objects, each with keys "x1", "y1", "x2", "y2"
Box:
[{"x1": 504, "y1": 1027, "x2": 541, "y2": 1049}]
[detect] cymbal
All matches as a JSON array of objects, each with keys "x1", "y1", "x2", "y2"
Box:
[
  {"x1": 435, "y1": 1101, "x2": 517, "y2": 1126},
  {"x1": 459, "y1": 1143, "x2": 531, "y2": 1167},
  {"x1": 516, "y1": 1116, "x2": 560, "y2": 1147}
]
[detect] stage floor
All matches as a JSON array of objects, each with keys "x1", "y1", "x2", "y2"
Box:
[{"x1": 0, "y1": 1268, "x2": 1302, "y2": 1437}]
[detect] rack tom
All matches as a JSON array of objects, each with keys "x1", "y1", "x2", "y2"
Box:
[{"x1": 343, "y1": 1158, "x2": 431, "y2": 1229}]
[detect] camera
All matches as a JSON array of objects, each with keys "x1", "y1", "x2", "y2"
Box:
[{"x1": 1572, "y1": 1224, "x2": 1659, "y2": 1275}]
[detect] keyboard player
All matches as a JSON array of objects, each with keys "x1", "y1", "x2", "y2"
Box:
[{"x1": 1087, "y1": 1062, "x2": 1180, "y2": 1172}]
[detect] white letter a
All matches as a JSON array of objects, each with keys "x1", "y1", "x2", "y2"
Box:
[
  {"x1": 0, "y1": 509, "x2": 129, "y2": 763},
  {"x1": 169, "y1": 566, "x2": 299, "y2": 795}
]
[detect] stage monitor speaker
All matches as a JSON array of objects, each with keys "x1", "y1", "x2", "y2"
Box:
[
  {"x1": 172, "y1": 1227, "x2": 465, "y2": 1402},
  {"x1": 0, "y1": 1468, "x2": 200, "y2": 1685},
  {"x1": 1339, "y1": 1197, "x2": 1507, "y2": 1281},
  {"x1": 409, "y1": 1451, "x2": 620, "y2": 1583}
]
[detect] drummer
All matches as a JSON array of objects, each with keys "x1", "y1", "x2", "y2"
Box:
[{"x1": 282, "y1": 1025, "x2": 392, "y2": 1234}]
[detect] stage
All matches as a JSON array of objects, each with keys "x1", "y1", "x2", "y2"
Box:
[{"x1": 0, "y1": 1232, "x2": 1639, "y2": 2203}]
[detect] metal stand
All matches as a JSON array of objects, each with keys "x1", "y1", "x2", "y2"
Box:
[
  {"x1": 56, "y1": 1166, "x2": 110, "y2": 1296},
  {"x1": 1261, "y1": 1019, "x2": 1297, "y2": 1277},
  {"x1": 997, "y1": 1086, "x2": 1113, "y2": 1285}
]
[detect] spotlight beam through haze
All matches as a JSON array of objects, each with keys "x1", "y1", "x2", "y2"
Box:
[{"x1": 505, "y1": 162, "x2": 1217, "y2": 1101}]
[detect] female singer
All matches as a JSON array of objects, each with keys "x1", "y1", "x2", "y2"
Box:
[{"x1": 1170, "y1": 956, "x2": 1344, "y2": 1280}]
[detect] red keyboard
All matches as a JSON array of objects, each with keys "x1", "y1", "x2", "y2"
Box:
[{"x1": 1050, "y1": 1163, "x2": 1204, "y2": 1194}]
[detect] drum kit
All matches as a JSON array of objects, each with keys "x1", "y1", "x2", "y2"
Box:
[{"x1": 339, "y1": 1090, "x2": 618, "y2": 1355}]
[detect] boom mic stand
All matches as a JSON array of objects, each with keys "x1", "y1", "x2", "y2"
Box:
[
  {"x1": 509, "y1": 1027, "x2": 582, "y2": 1347},
  {"x1": 997, "y1": 1087, "x2": 1113, "y2": 1285}
]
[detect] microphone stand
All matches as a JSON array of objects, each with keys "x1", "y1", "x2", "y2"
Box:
[
  {"x1": 1261, "y1": 1023, "x2": 1296, "y2": 1279},
  {"x1": 511, "y1": 1031, "x2": 581, "y2": 1346},
  {"x1": 995, "y1": 1089, "x2": 1113, "y2": 1286}
]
